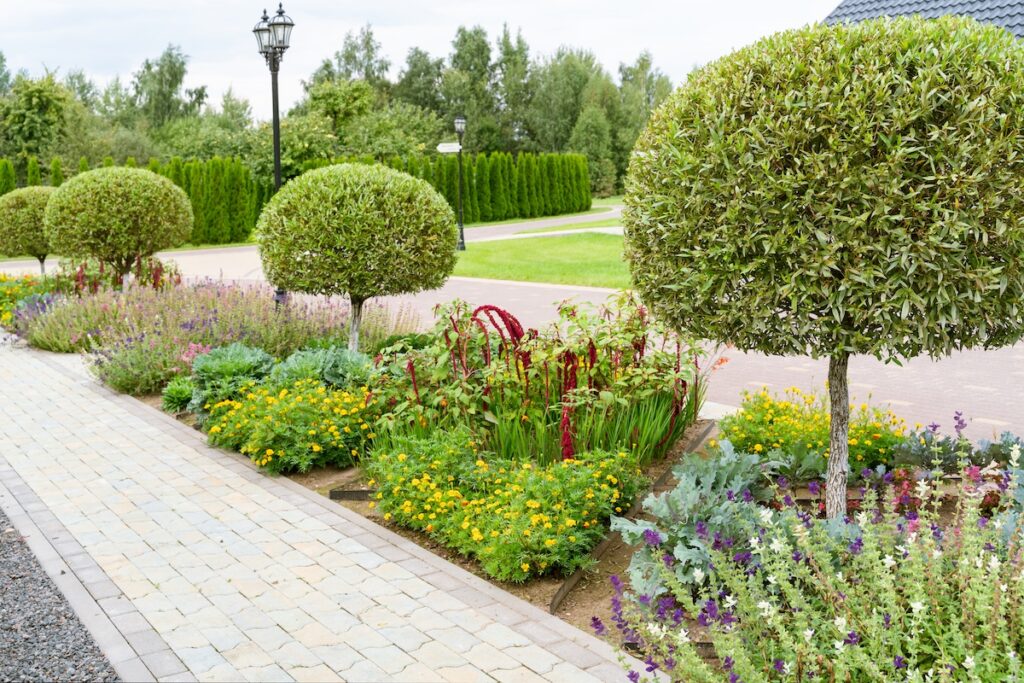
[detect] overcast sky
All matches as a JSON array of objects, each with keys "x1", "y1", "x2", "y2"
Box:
[{"x1": 5, "y1": 1, "x2": 839, "y2": 120}]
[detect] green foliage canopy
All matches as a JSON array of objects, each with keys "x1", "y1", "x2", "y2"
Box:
[
  {"x1": 625, "y1": 16, "x2": 1024, "y2": 362},
  {"x1": 44, "y1": 167, "x2": 193, "y2": 275},
  {"x1": 0, "y1": 186, "x2": 54, "y2": 263},
  {"x1": 258, "y1": 163, "x2": 456, "y2": 301}
]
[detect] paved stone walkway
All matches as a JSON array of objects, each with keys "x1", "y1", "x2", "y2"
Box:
[{"x1": 0, "y1": 343, "x2": 630, "y2": 682}]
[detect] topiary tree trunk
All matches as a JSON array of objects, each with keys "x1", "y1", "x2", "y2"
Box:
[
  {"x1": 348, "y1": 296, "x2": 364, "y2": 352},
  {"x1": 826, "y1": 353, "x2": 850, "y2": 517},
  {"x1": 37, "y1": 256, "x2": 46, "y2": 276}
]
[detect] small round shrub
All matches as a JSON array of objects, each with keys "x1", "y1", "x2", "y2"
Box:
[
  {"x1": 625, "y1": 16, "x2": 1024, "y2": 516},
  {"x1": 257, "y1": 163, "x2": 457, "y2": 351},
  {"x1": 0, "y1": 186, "x2": 55, "y2": 271},
  {"x1": 44, "y1": 167, "x2": 192, "y2": 277}
]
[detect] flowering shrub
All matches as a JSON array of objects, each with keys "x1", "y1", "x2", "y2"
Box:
[
  {"x1": 601, "y1": 445, "x2": 1024, "y2": 682},
  {"x1": 365, "y1": 430, "x2": 646, "y2": 582},
  {"x1": 207, "y1": 378, "x2": 378, "y2": 473},
  {"x1": 375, "y1": 293, "x2": 704, "y2": 465},
  {"x1": 718, "y1": 387, "x2": 906, "y2": 479},
  {"x1": 187, "y1": 343, "x2": 275, "y2": 418}
]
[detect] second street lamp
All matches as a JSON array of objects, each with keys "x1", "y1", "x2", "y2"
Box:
[
  {"x1": 254, "y1": 3, "x2": 294, "y2": 305},
  {"x1": 454, "y1": 116, "x2": 466, "y2": 251}
]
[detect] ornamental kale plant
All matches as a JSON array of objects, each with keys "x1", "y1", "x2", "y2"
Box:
[
  {"x1": 602, "y1": 444, "x2": 1024, "y2": 683},
  {"x1": 612, "y1": 443, "x2": 778, "y2": 597}
]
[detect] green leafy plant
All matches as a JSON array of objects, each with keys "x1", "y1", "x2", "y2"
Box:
[
  {"x1": 161, "y1": 375, "x2": 194, "y2": 413},
  {"x1": 612, "y1": 443, "x2": 777, "y2": 598},
  {"x1": 207, "y1": 378, "x2": 377, "y2": 473},
  {"x1": 365, "y1": 429, "x2": 646, "y2": 582},
  {"x1": 601, "y1": 445, "x2": 1024, "y2": 682},
  {"x1": 188, "y1": 343, "x2": 274, "y2": 415},
  {"x1": 257, "y1": 163, "x2": 456, "y2": 351},
  {"x1": 0, "y1": 186, "x2": 55, "y2": 273},
  {"x1": 625, "y1": 16, "x2": 1024, "y2": 517},
  {"x1": 44, "y1": 167, "x2": 192, "y2": 277},
  {"x1": 268, "y1": 347, "x2": 373, "y2": 389}
]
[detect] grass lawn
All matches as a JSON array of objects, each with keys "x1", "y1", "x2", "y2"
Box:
[
  {"x1": 466, "y1": 206, "x2": 612, "y2": 228},
  {"x1": 591, "y1": 195, "x2": 623, "y2": 207},
  {"x1": 453, "y1": 233, "x2": 629, "y2": 289},
  {"x1": 520, "y1": 218, "x2": 622, "y2": 234}
]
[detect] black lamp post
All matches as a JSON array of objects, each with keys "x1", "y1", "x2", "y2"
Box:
[
  {"x1": 454, "y1": 115, "x2": 466, "y2": 251},
  {"x1": 254, "y1": 4, "x2": 294, "y2": 304}
]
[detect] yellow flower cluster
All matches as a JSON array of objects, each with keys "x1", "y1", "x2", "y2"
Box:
[
  {"x1": 206, "y1": 378, "x2": 378, "y2": 473},
  {"x1": 0, "y1": 273, "x2": 42, "y2": 329},
  {"x1": 366, "y1": 434, "x2": 645, "y2": 582},
  {"x1": 720, "y1": 386, "x2": 907, "y2": 469}
]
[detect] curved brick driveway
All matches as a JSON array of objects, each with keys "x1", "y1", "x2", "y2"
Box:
[{"x1": 0, "y1": 343, "x2": 630, "y2": 682}]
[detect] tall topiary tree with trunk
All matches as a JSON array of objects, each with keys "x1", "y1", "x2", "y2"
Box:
[
  {"x1": 625, "y1": 16, "x2": 1024, "y2": 518},
  {"x1": 44, "y1": 167, "x2": 192, "y2": 278},
  {"x1": 258, "y1": 164, "x2": 458, "y2": 351},
  {"x1": 0, "y1": 186, "x2": 55, "y2": 272}
]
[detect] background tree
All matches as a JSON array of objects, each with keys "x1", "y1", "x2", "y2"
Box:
[
  {"x1": 625, "y1": 16, "x2": 1024, "y2": 518},
  {"x1": 132, "y1": 45, "x2": 206, "y2": 129},
  {"x1": 45, "y1": 167, "x2": 192, "y2": 277},
  {"x1": 0, "y1": 75, "x2": 70, "y2": 165},
  {"x1": 0, "y1": 186, "x2": 55, "y2": 271},
  {"x1": 0, "y1": 51, "x2": 11, "y2": 95},
  {"x1": 394, "y1": 48, "x2": 444, "y2": 112},
  {"x1": 0, "y1": 160, "x2": 15, "y2": 195},
  {"x1": 26, "y1": 156, "x2": 41, "y2": 185},
  {"x1": 569, "y1": 104, "x2": 615, "y2": 196},
  {"x1": 257, "y1": 164, "x2": 457, "y2": 351}
]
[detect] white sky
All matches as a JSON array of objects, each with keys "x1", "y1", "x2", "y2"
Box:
[{"x1": 5, "y1": 1, "x2": 838, "y2": 120}]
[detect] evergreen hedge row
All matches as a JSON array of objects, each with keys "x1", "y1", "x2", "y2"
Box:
[
  {"x1": 0, "y1": 150, "x2": 590, "y2": 246},
  {"x1": 0, "y1": 155, "x2": 261, "y2": 245},
  {"x1": 302, "y1": 151, "x2": 592, "y2": 222}
]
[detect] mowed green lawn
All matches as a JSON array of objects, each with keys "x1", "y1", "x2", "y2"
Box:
[{"x1": 453, "y1": 233, "x2": 630, "y2": 289}]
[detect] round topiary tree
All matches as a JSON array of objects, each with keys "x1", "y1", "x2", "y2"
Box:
[
  {"x1": 0, "y1": 186, "x2": 55, "y2": 274},
  {"x1": 44, "y1": 167, "x2": 192, "y2": 278},
  {"x1": 625, "y1": 16, "x2": 1024, "y2": 518},
  {"x1": 257, "y1": 163, "x2": 458, "y2": 351}
]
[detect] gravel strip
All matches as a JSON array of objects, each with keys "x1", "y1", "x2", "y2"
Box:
[{"x1": 0, "y1": 508, "x2": 118, "y2": 682}]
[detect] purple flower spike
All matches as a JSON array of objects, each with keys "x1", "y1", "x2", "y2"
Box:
[
  {"x1": 628, "y1": 671, "x2": 640, "y2": 683},
  {"x1": 773, "y1": 659, "x2": 786, "y2": 673},
  {"x1": 893, "y1": 655, "x2": 906, "y2": 669},
  {"x1": 591, "y1": 616, "x2": 606, "y2": 636},
  {"x1": 808, "y1": 480, "x2": 821, "y2": 496},
  {"x1": 844, "y1": 631, "x2": 860, "y2": 646},
  {"x1": 642, "y1": 528, "x2": 664, "y2": 547},
  {"x1": 954, "y1": 411, "x2": 967, "y2": 437},
  {"x1": 927, "y1": 422, "x2": 941, "y2": 434}
]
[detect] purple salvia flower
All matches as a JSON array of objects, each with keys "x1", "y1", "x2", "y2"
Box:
[
  {"x1": 844, "y1": 631, "x2": 860, "y2": 646},
  {"x1": 642, "y1": 528, "x2": 664, "y2": 547},
  {"x1": 590, "y1": 616, "x2": 606, "y2": 636},
  {"x1": 808, "y1": 480, "x2": 821, "y2": 496}
]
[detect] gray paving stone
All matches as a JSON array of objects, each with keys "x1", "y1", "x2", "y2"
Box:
[{"x1": 142, "y1": 650, "x2": 189, "y2": 678}]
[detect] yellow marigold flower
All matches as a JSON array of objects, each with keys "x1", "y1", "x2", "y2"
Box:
[{"x1": 520, "y1": 563, "x2": 530, "y2": 572}]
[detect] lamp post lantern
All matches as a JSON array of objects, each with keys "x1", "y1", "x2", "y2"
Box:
[
  {"x1": 254, "y1": 3, "x2": 293, "y2": 305},
  {"x1": 454, "y1": 116, "x2": 466, "y2": 251}
]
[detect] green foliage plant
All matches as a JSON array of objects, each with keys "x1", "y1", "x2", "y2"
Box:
[
  {"x1": 161, "y1": 374, "x2": 194, "y2": 413},
  {"x1": 268, "y1": 347, "x2": 373, "y2": 389},
  {"x1": 625, "y1": 17, "x2": 1024, "y2": 517},
  {"x1": 0, "y1": 186, "x2": 55, "y2": 272},
  {"x1": 257, "y1": 163, "x2": 457, "y2": 352},
  {"x1": 44, "y1": 167, "x2": 193, "y2": 278}
]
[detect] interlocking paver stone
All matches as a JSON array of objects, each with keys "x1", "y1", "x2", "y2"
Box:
[{"x1": 0, "y1": 345, "x2": 635, "y2": 681}]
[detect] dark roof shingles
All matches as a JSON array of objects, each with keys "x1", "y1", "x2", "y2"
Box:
[{"x1": 825, "y1": 0, "x2": 1024, "y2": 38}]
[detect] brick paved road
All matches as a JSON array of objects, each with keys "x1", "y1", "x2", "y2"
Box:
[{"x1": 0, "y1": 344, "x2": 629, "y2": 682}]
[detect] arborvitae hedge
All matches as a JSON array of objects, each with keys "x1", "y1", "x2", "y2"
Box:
[
  {"x1": 26, "y1": 157, "x2": 41, "y2": 186},
  {"x1": 298, "y1": 151, "x2": 590, "y2": 224},
  {"x1": 50, "y1": 158, "x2": 64, "y2": 187},
  {"x1": 0, "y1": 160, "x2": 15, "y2": 196}
]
